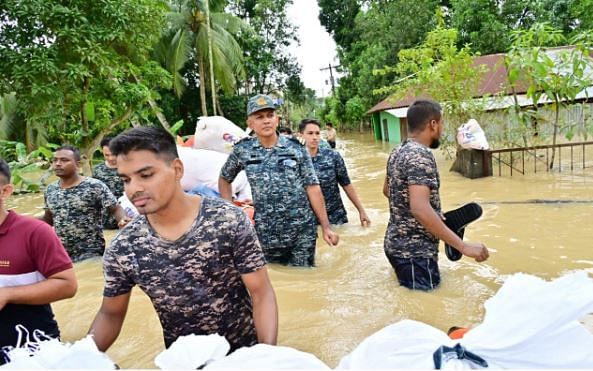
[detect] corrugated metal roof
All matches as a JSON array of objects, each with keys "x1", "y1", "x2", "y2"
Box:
[{"x1": 367, "y1": 46, "x2": 588, "y2": 114}]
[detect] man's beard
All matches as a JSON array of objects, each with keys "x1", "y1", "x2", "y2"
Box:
[{"x1": 429, "y1": 138, "x2": 440, "y2": 149}]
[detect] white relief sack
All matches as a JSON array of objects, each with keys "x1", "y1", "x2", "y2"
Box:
[
  {"x1": 456, "y1": 119, "x2": 490, "y2": 150},
  {"x1": 193, "y1": 116, "x2": 248, "y2": 154},
  {"x1": 0, "y1": 327, "x2": 115, "y2": 369},
  {"x1": 337, "y1": 271, "x2": 593, "y2": 369}
]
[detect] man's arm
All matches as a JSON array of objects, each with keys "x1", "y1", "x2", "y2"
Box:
[
  {"x1": 88, "y1": 293, "x2": 131, "y2": 352},
  {"x1": 241, "y1": 267, "x2": 278, "y2": 345},
  {"x1": 341, "y1": 184, "x2": 370, "y2": 227},
  {"x1": 219, "y1": 177, "x2": 234, "y2": 202},
  {"x1": 0, "y1": 268, "x2": 77, "y2": 310},
  {"x1": 305, "y1": 185, "x2": 339, "y2": 246},
  {"x1": 382, "y1": 176, "x2": 389, "y2": 198},
  {"x1": 409, "y1": 184, "x2": 489, "y2": 262}
]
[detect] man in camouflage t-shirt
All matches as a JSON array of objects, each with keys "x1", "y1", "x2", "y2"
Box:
[
  {"x1": 298, "y1": 119, "x2": 370, "y2": 227},
  {"x1": 89, "y1": 127, "x2": 278, "y2": 353},
  {"x1": 42, "y1": 145, "x2": 129, "y2": 261},
  {"x1": 383, "y1": 100, "x2": 489, "y2": 291},
  {"x1": 92, "y1": 137, "x2": 124, "y2": 229}
]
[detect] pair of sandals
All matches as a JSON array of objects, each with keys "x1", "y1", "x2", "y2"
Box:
[{"x1": 443, "y1": 202, "x2": 483, "y2": 261}]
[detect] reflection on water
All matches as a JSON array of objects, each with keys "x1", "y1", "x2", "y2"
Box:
[{"x1": 8, "y1": 132, "x2": 593, "y2": 368}]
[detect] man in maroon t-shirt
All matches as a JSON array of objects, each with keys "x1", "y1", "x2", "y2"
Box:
[{"x1": 0, "y1": 158, "x2": 77, "y2": 363}]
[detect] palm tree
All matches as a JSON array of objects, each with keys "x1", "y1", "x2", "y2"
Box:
[
  {"x1": 0, "y1": 92, "x2": 48, "y2": 151},
  {"x1": 156, "y1": 0, "x2": 247, "y2": 117}
]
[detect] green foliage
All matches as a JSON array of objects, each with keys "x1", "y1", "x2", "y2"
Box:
[
  {"x1": 0, "y1": 0, "x2": 171, "y2": 162},
  {"x1": 228, "y1": 0, "x2": 301, "y2": 95},
  {"x1": 0, "y1": 139, "x2": 54, "y2": 193},
  {"x1": 505, "y1": 23, "x2": 593, "y2": 167},
  {"x1": 376, "y1": 26, "x2": 486, "y2": 151}
]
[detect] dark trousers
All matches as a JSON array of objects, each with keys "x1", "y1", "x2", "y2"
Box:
[{"x1": 388, "y1": 202, "x2": 483, "y2": 290}]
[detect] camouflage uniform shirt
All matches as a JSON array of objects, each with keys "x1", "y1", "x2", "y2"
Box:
[
  {"x1": 384, "y1": 140, "x2": 441, "y2": 259},
  {"x1": 102, "y1": 196, "x2": 266, "y2": 351},
  {"x1": 220, "y1": 135, "x2": 320, "y2": 266},
  {"x1": 312, "y1": 148, "x2": 351, "y2": 225},
  {"x1": 44, "y1": 177, "x2": 117, "y2": 261},
  {"x1": 92, "y1": 162, "x2": 124, "y2": 229}
]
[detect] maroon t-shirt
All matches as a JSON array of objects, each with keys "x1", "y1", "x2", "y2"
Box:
[{"x1": 0, "y1": 210, "x2": 73, "y2": 348}]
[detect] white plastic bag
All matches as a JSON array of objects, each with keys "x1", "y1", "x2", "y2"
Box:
[
  {"x1": 177, "y1": 146, "x2": 252, "y2": 200},
  {"x1": 205, "y1": 344, "x2": 330, "y2": 369},
  {"x1": 193, "y1": 116, "x2": 247, "y2": 154},
  {"x1": 337, "y1": 271, "x2": 593, "y2": 369},
  {"x1": 456, "y1": 119, "x2": 489, "y2": 150},
  {"x1": 154, "y1": 334, "x2": 230, "y2": 370},
  {"x1": 0, "y1": 329, "x2": 115, "y2": 369}
]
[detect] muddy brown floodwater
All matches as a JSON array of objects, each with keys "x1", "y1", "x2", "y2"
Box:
[{"x1": 8, "y1": 132, "x2": 593, "y2": 368}]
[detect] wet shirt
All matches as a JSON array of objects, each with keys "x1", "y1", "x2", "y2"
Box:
[
  {"x1": 92, "y1": 162, "x2": 124, "y2": 229},
  {"x1": 220, "y1": 135, "x2": 319, "y2": 257},
  {"x1": 44, "y1": 177, "x2": 117, "y2": 261},
  {"x1": 102, "y1": 196, "x2": 266, "y2": 351},
  {"x1": 312, "y1": 148, "x2": 351, "y2": 225},
  {"x1": 384, "y1": 140, "x2": 441, "y2": 259}
]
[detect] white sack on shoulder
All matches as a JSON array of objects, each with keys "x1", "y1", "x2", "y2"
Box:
[{"x1": 193, "y1": 116, "x2": 247, "y2": 154}]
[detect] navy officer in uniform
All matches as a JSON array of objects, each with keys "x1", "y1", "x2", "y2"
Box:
[{"x1": 219, "y1": 94, "x2": 339, "y2": 267}]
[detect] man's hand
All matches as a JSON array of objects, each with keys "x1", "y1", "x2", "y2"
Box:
[
  {"x1": 117, "y1": 217, "x2": 131, "y2": 228},
  {"x1": 322, "y1": 227, "x2": 339, "y2": 247},
  {"x1": 0, "y1": 288, "x2": 8, "y2": 310},
  {"x1": 359, "y1": 211, "x2": 371, "y2": 227},
  {"x1": 461, "y1": 242, "x2": 489, "y2": 262}
]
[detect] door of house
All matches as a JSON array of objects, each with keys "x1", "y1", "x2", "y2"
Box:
[
  {"x1": 400, "y1": 118, "x2": 408, "y2": 141},
  {"x1": 382, "y1": 119, "x2": 389, "y2": 141}
]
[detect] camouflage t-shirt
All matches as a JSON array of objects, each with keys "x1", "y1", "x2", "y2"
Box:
[
  {"x1": 312, "y1": 148, "x2": 351, "y2": 225},
  {"x1": 44, "y1": 177, "x2": 117, "y2": 261},
  {"x1": 384, "y1": 140, "x2": 441, "y2": 259},
  {"x1": 92, "y1": 162, "x2": 124, "y2": 229},
  {"x1": 102, "y1": 196, "x2": 266, "y2": 351}
]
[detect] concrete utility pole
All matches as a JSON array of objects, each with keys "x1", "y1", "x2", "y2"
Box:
[{"x1": 320, "y1": 63, "x2": 340, "y2": 95}]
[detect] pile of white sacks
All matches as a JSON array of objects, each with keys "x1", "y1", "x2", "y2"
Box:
[{"x1": 3, "y1": 271, "x2": 593, "y2": 369}]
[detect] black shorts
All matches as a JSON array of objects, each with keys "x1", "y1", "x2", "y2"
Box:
[{"x1": 386, "y1": 255, "x2": 441, "y2": 291}]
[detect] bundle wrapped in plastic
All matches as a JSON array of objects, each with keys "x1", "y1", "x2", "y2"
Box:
[
  {"x1": 0, "y1": 327, "x2": 115, "y2": 369},
  {"x1": 193, "y1": 116, "x2": 247, "y2": 154},
  {"x1": 456, "y1": 119, "x2": 490, "y2": 150},
  {"x1": 177, "y1": 146, "x2": 252, "y2": 201},
  {"x1": 154, "y1": 334, "x2": 329, "y2": 370},
  {"x1": 338, "y1": 271, "x2": 593, "y2": 369},
  {"x1": 204, "y1": 344, "x2": 330, "y2": 369}
]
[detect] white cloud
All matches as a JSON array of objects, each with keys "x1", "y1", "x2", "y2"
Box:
[{"x1": 287, "y1": 0, "x2": 340, "y2": 98}]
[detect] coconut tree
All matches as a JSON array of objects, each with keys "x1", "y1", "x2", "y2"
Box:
[
  {"x1": 157, "y1": 0, "x2": 248, "y2": 117},
  {"x1": 0, "y1": 92, "x2": 48, "y2": 152}
]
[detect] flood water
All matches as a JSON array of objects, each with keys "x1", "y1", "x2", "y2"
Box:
[{"x1": 7, "y1": 132, "x2": 593, "y2": 368}]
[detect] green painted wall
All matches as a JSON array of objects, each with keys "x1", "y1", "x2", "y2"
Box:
[
  {"x1": 379, "y1": 111, "x2": 401, "y2": 143},
  {"x1": 371, "y1": 113, "x2": 382, "y2": 140}
]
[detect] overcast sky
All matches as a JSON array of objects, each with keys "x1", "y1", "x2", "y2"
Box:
[{"x1": 287, "y1": 0, "x2": 340, "y2": 98}]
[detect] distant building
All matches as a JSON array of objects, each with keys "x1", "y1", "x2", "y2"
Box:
[{"x1": 367, "y1": 46, "x2": 593, "y2": 144}]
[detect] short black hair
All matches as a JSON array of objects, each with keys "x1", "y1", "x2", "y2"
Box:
[
  {"x1": 326, "y1": 122, "x2": 333, "y2": 127},
  {"x1": 407, "y1": 99, "x2": 442, "y2": 133},
  {"x1": 299, "y1": 118, "x2": 321, "y2": 133},
  {"x1": 100, "y1": 136, "x2": 113, "y2": 148},
  {"x1": 109, "y1": 126, "x2": 178, "y2": 162},
  {"x1": 0, "y1": 158, "x2": 10, "y2": 184},
  {"x1": 56, "y1": 145, "x2": 81, "y2": 161}
]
